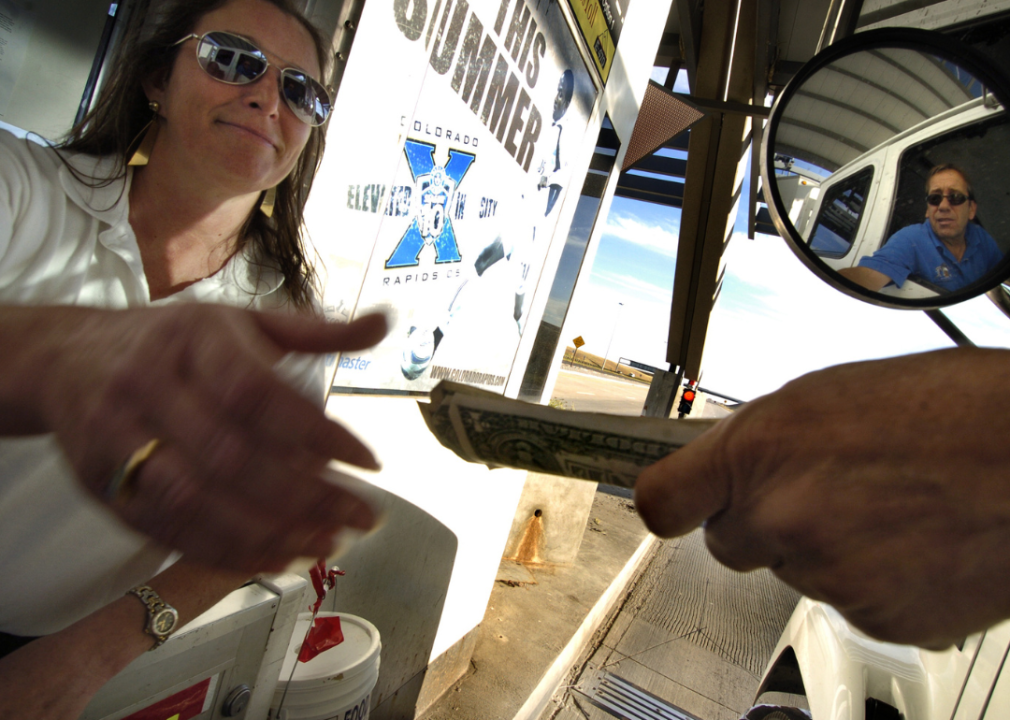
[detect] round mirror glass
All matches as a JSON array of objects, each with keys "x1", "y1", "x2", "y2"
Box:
[{"x1": 762, "y1": 28, "x2": 1010, "y2": 308}]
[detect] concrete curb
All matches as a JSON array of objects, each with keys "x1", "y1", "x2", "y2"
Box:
[{"x1": 512, "y1": 533, "x2": 660, "y2": 720}]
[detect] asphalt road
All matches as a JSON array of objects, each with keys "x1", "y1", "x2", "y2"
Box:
[
  {"x1": 552, "y1": 369, "x2": 736, "y2": 420},
  {"x1": 551, "y1": 368, "x2": 651, "y2": 415}
]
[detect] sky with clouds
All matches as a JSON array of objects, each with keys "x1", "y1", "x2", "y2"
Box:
[{"x1": 557, "y1": 64, "x2": 1010, "y2": 399}]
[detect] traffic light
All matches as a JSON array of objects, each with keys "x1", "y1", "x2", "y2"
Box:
[{"x1": 678, "y1": 387, "x2": 696, "y2": 417}]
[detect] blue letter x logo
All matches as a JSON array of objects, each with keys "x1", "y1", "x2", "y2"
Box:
[{"x1": 385, "y1": 140, "x2": 476, "y2": 269}]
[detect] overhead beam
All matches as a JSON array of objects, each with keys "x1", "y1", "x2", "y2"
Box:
[
  {"x1": 769, "y1": 60, "x2": 805, "y2": 89},
  {"x1": 617, "y1": 173, "x2": 686, "y2": 200},
  {"x1": 925, "y1": 309, "x2": 975, "y2": 347},
  {"x1": 597, "y1": 127, "x2": 620, "y2": 151},
  {"x1": 834, "y1": 0, "x2": 865, "y2": 41},
  {"x1": 676, "y1": 0, "x2": 702, "y2": 92},
  {"x1": 816, "y1": 0, "x2": 844, "y2": 53},
  {"x1": 654, "y1": 31, "x2": 681, "y2": 67},
  {"x1": 671, "y1": 93, "x2": 770, "y2": 117},
  {"x1": 615, "y1": 184, "x2": 686, "y2": 208},
  {"x1": 657, "y1": 2, "x2": 683, "y2": 90},
  {"x1": 667, "y1": 0, "x2": 756, "y2": 382},
  {"x1": 754, "y1": 0, "x2": 777, "y2": 104},
  {"x1": 626, "y1": 154, "x2": 688, "y2": 177},
  {"x1": 856, "y1": 0, "x2": 947, "y2": 29},
  {"x1": 748, "y1": 0, "x2": 776, "y2": 240},
  {"x1": 754, "y1": 206, "x2": 778, "y2": 235},
  {"x1": 664, "y1": 132, "x2": 691, "y2": 152}
]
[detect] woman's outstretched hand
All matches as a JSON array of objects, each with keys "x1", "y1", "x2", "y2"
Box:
[{"x1": 4, "y1": 304, "x2": 388, "y2": 572}]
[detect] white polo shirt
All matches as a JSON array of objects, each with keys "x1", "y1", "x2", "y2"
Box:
[{"x1": 0, "y1": 130, "x2": 324, "y2": 635}]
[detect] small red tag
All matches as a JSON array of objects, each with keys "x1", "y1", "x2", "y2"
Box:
[
  {"x1": 298, "y1": 615, "x2": 344, "y2": 663},
  {"x1": 309, "y1": 560, "x2": 328, "y2": 613},
  {"x1": 308, "y1": 560, "x2": 346, "y2": 614}
]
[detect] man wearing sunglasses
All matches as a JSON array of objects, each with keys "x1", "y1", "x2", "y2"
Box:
[{"x1": 839, "y1": 164, "x2": 1001, "y2": 293}]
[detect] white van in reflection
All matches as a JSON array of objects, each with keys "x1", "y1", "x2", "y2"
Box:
[{"x1": 777, "y1": 95, "x2": 1010, "y2": 300}]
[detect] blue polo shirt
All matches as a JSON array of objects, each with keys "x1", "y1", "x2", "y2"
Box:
[{"x1": 858, "y1": 220, "x2": 1003, "y2": 291}]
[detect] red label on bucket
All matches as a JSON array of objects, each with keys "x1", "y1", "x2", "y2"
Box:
[{"x1": 122, "y1": 676, "x2": 212, "y2": 720}]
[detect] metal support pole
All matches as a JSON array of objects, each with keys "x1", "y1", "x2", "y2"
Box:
[
  {"x1": 925, "y1": 310, "x2": 974, "y2": 348},
  {"x1": 641, "y1": 367, "x2": 685, "y2": 418},
  {"x1": 603, "y1": 302, "x2": 624, "y2": 373}
]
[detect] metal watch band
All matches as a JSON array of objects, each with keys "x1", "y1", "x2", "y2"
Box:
[{"x1": 127, "y1": 584, "x2": 179, "y2": 651}]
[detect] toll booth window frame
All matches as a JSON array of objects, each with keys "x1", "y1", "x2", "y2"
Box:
[
  {"x1": 516, "y1": 117, "x2": 621, "y2": 403},
  {"x1": 809, "y1": 165, "x2": 874, "y2": 259}
]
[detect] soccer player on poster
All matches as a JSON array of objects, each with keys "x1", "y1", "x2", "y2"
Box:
[{"x1": 401, "y1": 69, "x2": 576, "y2": 380}]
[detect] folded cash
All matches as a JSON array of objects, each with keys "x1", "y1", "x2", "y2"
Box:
[{"x1": 418, "y1": 381, "x2": 719, "y2": 488}]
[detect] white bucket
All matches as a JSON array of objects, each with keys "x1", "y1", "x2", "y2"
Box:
[{"x1": 270, "y1": 612, "x2": 381, "y2": 720}]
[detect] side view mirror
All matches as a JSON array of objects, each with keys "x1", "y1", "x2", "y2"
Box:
[{"x1": 760, "y1": 27, "x2": 1010, "y2": 309}]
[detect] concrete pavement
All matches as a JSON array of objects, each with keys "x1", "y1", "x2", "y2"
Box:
[
  {"x1": 545, "y1": 530, "x2": 800, "y2": 720},
  {"x1": 419, "y1": 491, "x2": 653, "y2": 720},
  {"x1": 551, "y1": 368, "x2": 737, "y2": 420},
  {"x1": 552, "y1": 368, "x2": 651, "y2": 415},
  {"x1": 419, "y1": 488, "x2": 799, "y2": 720},
  {"x1": 419, "y1": 372, "x2": 785, "y2": 720}
]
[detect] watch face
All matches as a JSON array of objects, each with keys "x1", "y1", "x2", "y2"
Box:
[{"x1": 153, "y1": 608, "x2": 178, "y2": 635}]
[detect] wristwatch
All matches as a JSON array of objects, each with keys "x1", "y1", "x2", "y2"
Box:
[{"x1": 127, "y1": 585, "x2": 179, "y2": 650}]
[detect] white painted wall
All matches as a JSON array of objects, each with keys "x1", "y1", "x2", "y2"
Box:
[{"x1": 324, "y1": 394, "x2": 527, "y2": 661}]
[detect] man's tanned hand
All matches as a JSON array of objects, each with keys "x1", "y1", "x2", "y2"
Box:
[{"x1": 634, "y1": 348, "x2": 1010, "y2": 649}]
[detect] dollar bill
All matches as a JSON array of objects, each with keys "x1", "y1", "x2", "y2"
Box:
[{"x1": 418, "y1": 381, "x2": 719, "y2": 489}]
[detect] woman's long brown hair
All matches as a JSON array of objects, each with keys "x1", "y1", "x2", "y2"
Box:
[{"x1": 59, "y1": 0, "x2": 331, "y2": 309}]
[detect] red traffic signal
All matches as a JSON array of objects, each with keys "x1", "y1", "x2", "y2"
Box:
[{"x1": 677, "y1": 387, "x2": 696, "y2": 417}]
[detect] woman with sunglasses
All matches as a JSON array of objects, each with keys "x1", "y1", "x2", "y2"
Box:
[{"x1": 0, "y1": 1, "x2": 384, "y2": 715}]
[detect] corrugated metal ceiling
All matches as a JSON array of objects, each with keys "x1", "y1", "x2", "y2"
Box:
[{"x1": 775, "y1": 46, "x2": 980, "y2": 172}]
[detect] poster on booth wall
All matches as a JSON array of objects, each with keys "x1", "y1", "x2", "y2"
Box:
[
  {"x1": 566, "y1": 0, "x2": 631, "y2": 84},
  {"x1": 312, "y1": 0, "x2": 598, "y2": 394}
]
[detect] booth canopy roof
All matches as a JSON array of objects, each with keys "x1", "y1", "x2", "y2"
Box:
[{"x1": 775, "y1": 47, "x2": 980, "y2": 174}]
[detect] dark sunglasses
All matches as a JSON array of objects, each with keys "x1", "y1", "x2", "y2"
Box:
[
  {"x1": 926, "y1": 191, "x2": 971, "y2": 207},
  {"x1": 174, "y1": 31, "x2": 331, "y2": 126}
]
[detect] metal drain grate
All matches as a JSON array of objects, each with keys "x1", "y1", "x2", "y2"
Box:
[{"x1": 575, "y1": 670, "x2": 705, "y2": 720}]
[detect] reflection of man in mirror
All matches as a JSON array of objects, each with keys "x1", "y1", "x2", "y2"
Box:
[{"x1": 839, "y1": 164, "x2": 1001, "y2": 293}]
